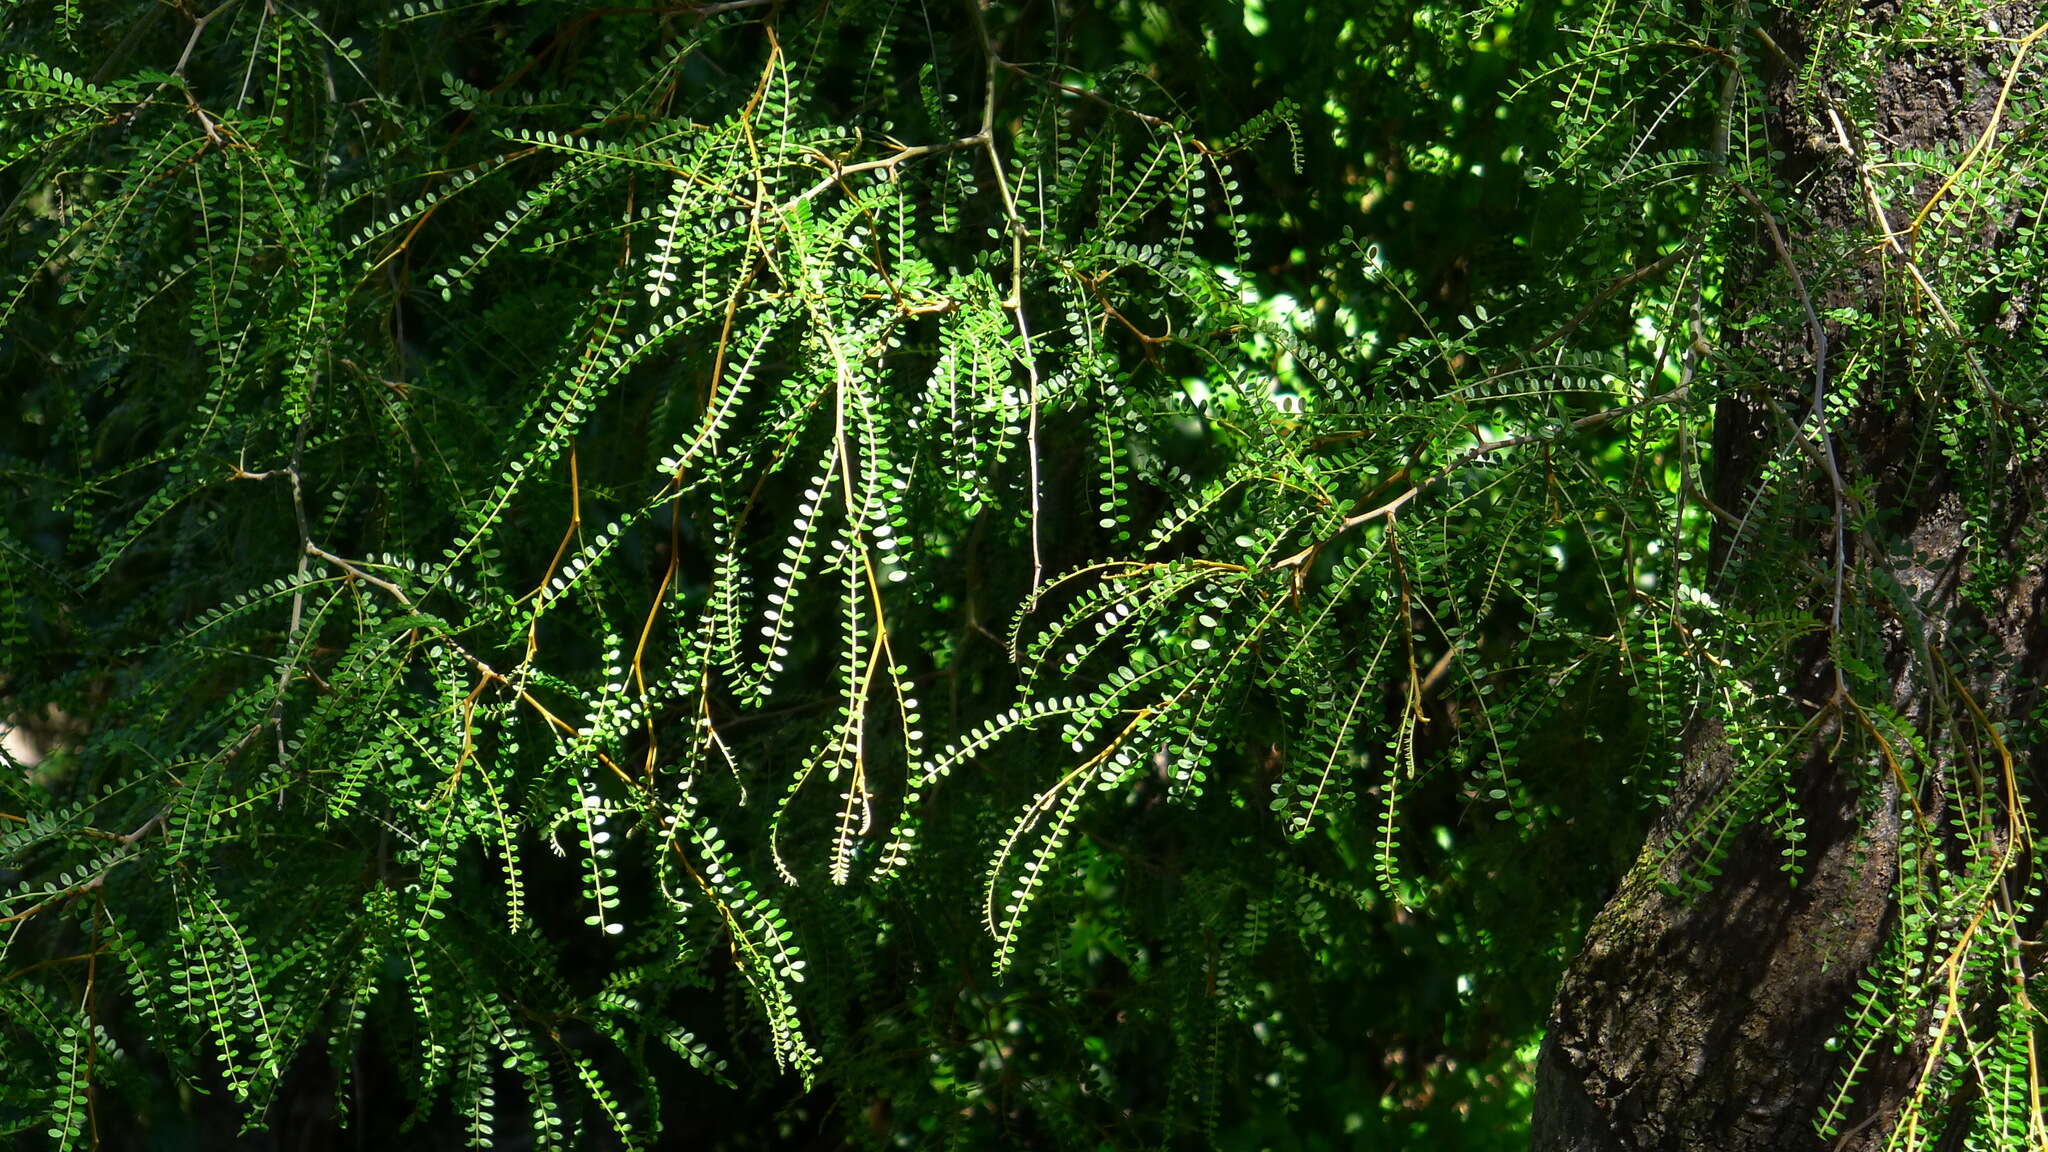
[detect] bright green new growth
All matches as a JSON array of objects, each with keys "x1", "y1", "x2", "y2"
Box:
[{"x1": 2, "y1": 0, "x2": 2044, "y2": 1147}]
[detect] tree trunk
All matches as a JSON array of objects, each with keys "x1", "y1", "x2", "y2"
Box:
[{"x1": 1531, "y1": 6, "x2": 2048, "y2": 1149}]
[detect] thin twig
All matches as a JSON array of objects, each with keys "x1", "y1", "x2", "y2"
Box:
[
  {"x1": 235, "y1": 0, "x2": 270, "y2": 110},
  {"x1": 303, "y1": 544, "x2": 642, "y2": 789},
  {"x1": 1269, "y1": 385, "x2": 1692, "y2": 573},
  {"x1": 305, "y1": 544, "x2": 413, "y2": 603},
  {"x1": 173, "y1": 0, "x2": 241, "y2": 78},
  {"x1": 118, "y1": 811, "x2": 166, "y2": 846},
  {"x1": 1817, "y1": 104, "x2": 2002, "y2": 407},
  {"x1": 782, "y1": 135, "x2": 982, "y2": 210},
  {"x1": 688, "y1": 0, "x2": 776, "y2": 15},
  {"x1": 1749, "y1": 16, "x2": 1999, "y2": 403},
  {"x1": 1906, "y1": 18, "x2": 2048, "y2": 246},
  {"x1": 120, "y1": 0, "x2": 241, "y2": 129},
  {"x1": 1728, "y1": 181, "x2": 1847, "y2": 700},
  {"x1": 1527, "y1": 245, "x2": 1692, "y2": 357},
  {"x1": 994, "y1": 57, "x2": 1172, "y2": 129},
  {"x1": 271, "y1": 373, "x2": 319, "y2": 774},
  {"x1": 967, "y1": 0, "x2": 1042, "y2": 594}
]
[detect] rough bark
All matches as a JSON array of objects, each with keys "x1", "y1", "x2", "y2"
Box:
[{"x1": 1531, "y1": 6, "x2": 2048, "y2": 1150}]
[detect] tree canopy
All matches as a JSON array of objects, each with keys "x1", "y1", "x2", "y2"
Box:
[{"x1": 2, "y1": 1, "x2": 2043, "y2": 1148}]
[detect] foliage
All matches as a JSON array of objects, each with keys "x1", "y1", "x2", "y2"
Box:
[{"x1": 1, "y1": 0, "x2": 2043, "y2": 1148}]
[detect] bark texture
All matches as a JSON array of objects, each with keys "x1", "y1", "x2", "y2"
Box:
[{"x1": 1531, "y1": 6, "x2": 2048, "y2": 1149}]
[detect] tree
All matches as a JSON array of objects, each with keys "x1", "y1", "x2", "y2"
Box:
[
  {"x1": 0, "y1": 1, "x2": 2040, "y2": 1149},
  {"x1": 1533, "y1": 6, "x2": 2048, "y2": 1148}
]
